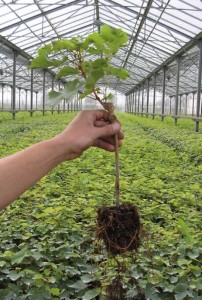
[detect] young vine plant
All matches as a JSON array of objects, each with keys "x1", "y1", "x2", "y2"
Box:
[{"x1": 30, "y1": 24, "x2": 130, "y2": 206}]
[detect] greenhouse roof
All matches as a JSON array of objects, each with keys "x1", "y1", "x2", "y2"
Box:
[{"x1": 0, "y1": 0, "x2": 202, "y2": 95}]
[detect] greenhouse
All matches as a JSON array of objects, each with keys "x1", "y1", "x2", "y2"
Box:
[{"x1": 0, "y1": 1, "x2": 202, "y2": 299}]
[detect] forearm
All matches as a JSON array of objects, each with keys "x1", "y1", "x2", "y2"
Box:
[{"x1": 0, "y1": 139, "x2": 65, "y2": 210}]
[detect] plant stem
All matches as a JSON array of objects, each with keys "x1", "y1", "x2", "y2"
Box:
[
  {"x1": 114, "y1": 132, "x2": 120, "y2": 207},
  {"x1": 78, "y1": 61, "x2": 120, "y2": 207}
]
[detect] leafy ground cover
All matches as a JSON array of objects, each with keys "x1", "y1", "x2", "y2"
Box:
[{"x1": 0, "y1": 112, "x2": 201, "y2": 300}]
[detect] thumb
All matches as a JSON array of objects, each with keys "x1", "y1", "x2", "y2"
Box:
[{"x1": 96, "y1": 122, "x2": 121, "y2": 138}]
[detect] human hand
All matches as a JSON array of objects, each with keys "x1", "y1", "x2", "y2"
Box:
[{"x1": 52, "y1": 110, "x2": 124, "y2": 160}]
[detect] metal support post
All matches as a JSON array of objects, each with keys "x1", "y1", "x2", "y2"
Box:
[
  {"x1": 25, "y1": 90, "x2": 28, "y2": 110},
  {"x1": 192, "y1": 92, "x2": 195, "y2": 116},
  {"x1": 179, "y1": 94, "x2": 182, "y2": 114},
  {"x1": 138, "y1": 87, "x2": 140, "y2": 114},
  {"x1": 1, "y1": 84, "x2": 4, "y2": 109},
  {"x1": 51, "y1": 75, "x2": 54, "y2": 114},
  {"x1": 18, "y1": 88, "x2": 21, "y2": 110},
  {"x1": 169, "y1": 96, "x2": 172, "y2": 114},
  {"x1": 162, "y1": 66, "x2": 166, "y2": 121},
  {"x1": 36, "y1": 92, "x2": 38, "y2": 110},
  {"x1": 196, "y1": 40, "x2": 202, "y2": 132},
  {"x1": 185, "y1": 94, "x2": 188, "y2": 115},
  {"x1": 153, "y1": 74, "x2": 156, "y2": 119},
  {"x1": 146, "y1": 79, "x2": 149, "y2": 118},
  {"x1": 42, "y1": 70, "x2": 46, "y2": 116},
  {"x1": 12, "y1": 51, "x2": 17, "y2": 119},
  {"x1": 175, "y1": 56, "x2": 181, "y2": 125},
  {"x1": 134, "y1": 90, "x2": 137, "y2": 114},
  {"x1": 30, "y1": 69, "x2": 34, "y2": 116},
  {"x1": 141, "y1": 83, "x2": 144, "y2": 116}
]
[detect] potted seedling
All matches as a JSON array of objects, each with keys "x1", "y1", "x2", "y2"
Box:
[{"x1": 29, "y1": 24, "x2": 140, "y2": 256}]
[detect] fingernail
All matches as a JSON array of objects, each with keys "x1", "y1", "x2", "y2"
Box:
[{"x1": 112, "y1": 122, "x2": 120, "y2": 131}]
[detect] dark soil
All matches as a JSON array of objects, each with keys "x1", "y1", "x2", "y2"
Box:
[
  {"x1": 97, "y1": 202, "x2": 141, "y2": 255},
  {"x1": 106, "y1": 278, "x2": 126, "y2": 300}
]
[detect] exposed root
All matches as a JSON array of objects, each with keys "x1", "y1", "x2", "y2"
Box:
[{"x1": 97, "y1": 203, "x2": 141, "y2": 255}]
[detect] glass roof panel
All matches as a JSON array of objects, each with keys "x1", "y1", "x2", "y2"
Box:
[{"x1": 0, "y1": 0, "x2": 201, "y2": 95}]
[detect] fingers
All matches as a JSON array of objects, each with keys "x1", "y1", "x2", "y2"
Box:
[
  {"x1": 95, "y1": 122, "x2": 121, "y2": 139},
  {"x1": 91, "y1": 110, "x2": 110, "y2": 122},
  {"x1": 93, "y1": 137, "x2": 123, "y2": 151},
  {"x1": 93, "y1": 139, "x2": 116, "y2": 152}
]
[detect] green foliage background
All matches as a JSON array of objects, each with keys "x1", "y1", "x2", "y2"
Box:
[{"x1": 0, "y1": 112, "x2": 201, "y2": 299}]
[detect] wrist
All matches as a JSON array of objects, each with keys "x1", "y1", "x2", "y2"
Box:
[{"x1": 48, "y1": 134, "x2": 76, "y2": 162}]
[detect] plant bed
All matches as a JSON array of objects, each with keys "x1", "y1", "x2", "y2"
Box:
[{"x1": 97, "y1": 202, "x2": 141, "y2": 255}]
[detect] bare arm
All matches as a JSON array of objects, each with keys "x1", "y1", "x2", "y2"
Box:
[{"x1": 0, "y1": 110, "x2": 123, "y2": 210}]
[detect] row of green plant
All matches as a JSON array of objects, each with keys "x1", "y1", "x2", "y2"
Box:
[{"x1": 0, "y1": 112, "x2": 201, "y2": 299}]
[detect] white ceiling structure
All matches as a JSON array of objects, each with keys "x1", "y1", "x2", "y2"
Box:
[{"x1": 0, "y1": 0, "x2": 202, "y2": 96}]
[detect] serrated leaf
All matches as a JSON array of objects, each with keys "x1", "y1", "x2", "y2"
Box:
[
  {"x1": 108, "y1": 66, "x2": 130, "y2": 79},
  {"x1": 0, "y1": 261, "x2": 6, "y2": 267},
  {"x1": 56, "y1": 66, "x2": 79, "y2": 78},
  {"x1": 175, "y1": 291, "x2": 188, "y2": 300},
  {"x1": 29, "y1": 54, "x2": 67, "y2": 69},
  {"x1": 69, "y1": 280, "x2": 87, "y2": 291},
  {"x1": 52, "y1": 39, "x2": 77, "y2": 51},
  {"x1": 177, "y1": 218, "x2": 194, "y2": 243},
  {"x1": 81, "y1": 274, "x2": 93, "y2": 283},
  {"x1": 11, "y1": 248, "x2": 29, "y2": 265},
  {"x1": 7, "y1": 271, "x2": 21, "y2": 281},
  {"x1": 82, "y1": 288, "x2": 100, "y2": 300},
  {"x1": 174, "y1": 283, "x2": 188, "y2": 293},
  {"x1": 85, "y1": 69, "x2": 104, "y2": 89},
  {"x1": 47, "y1": 79, "x2": 84, "y2": 106},
  {"x1": 50, "y1": 288, "x2": 60, "y2": 296}
]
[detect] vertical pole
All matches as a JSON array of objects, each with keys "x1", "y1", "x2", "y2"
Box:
[
  {"x1": 179, "y1": 94, "x2": 182, "y2": 114},
  {"x1": 153, "y1": 73, "x2": 156, "y2": 119},
  {"x1": 25, "y1": 90, "x2": 28, "y2": 110},
  {"x1": 12, "y1": 51, "x2": 17, "y2": 119},
  {"x1": 169, "y1": 96, "x2": 172, "y2": 115},
  {"x1": 141, "y1": 83, "x2": 144, "y2": 116},
  {"x1": 192, "y1": 92, "x2": 195, "y2": 115},
  {"x1": 134, "y1": 90, "x2": 137, "y2": 114},
  {"x1": 2, "y1": 84, "x2": 4, "y2": 110},
  {"x1": 162, "y1": 66, "x2": 166, "y2": 121},
  {"x1": 196, "y1": 40, "x2": 202, "y2": 132},
  {"x1": 146, "y1": 79, "x2": 149, "y2": 117},
  {"x1": 58, "y1": 81, "x2": 61, "y2": 113},
  {"x1": 51, "y1": 75, "x2": 54, "y2": 114},
  {"x1": 18, "y1": 88, "x2": 21, "y2": 110},
  {"x1": 42, "y1": 69, "x2": 46, "y2": 116},
  {"x1": 185, "y1": 93, "x2": 188, "y2": 115},
  {"x1": 36, "y1": 92, "x2": 38, "y2": 110},
  {"x1": 175, "y1": 56, "x2": 181, "y2": 125},
  {"x1": 138, "y1": 86, "x2": 140, "y2": 114},
  {"x1": 30, "y1": 69, "x2": 34, "y2": 117}
]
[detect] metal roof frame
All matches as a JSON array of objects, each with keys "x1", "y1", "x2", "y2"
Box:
[{"x1": 0, "y1": 0, "x2": 201, "y2": 96}]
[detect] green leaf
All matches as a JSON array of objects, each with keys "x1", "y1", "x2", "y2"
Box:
[
  {"x1": 50, "y1": 288, "x2": 60, "y2": 296},
  {"x1": 107, "y1": 66, "x2": 130, "y2": 79},
  {"x1": 47, "y1": 79, "x2": 84, "y2": 106},
  {"x1": 177, "y1": 219, "x2": 194, "y2": 243},
  {"x1": 7, "y1": 271, "x2": 22, "y2": 281},
  {"x1": 82, "y1": 288, "x2": 100, "y2": 300},
  {"x1": 175, "y1": 291, "x2": 188, "y2": 300},
  {"x1": 0, "y1": 261, "x2": 6, "y2": 267},
  {"x1": 29, "y1": 53, "x2": 67, "y2": 69},
  {"x1": 69, "y1": 280, "x2": 87, "y2": 292},
  {"x1": 174, "y1": 283, "x2": 188, "y2": 293},
  {"x1": 81, "y1": 274, "x2": 93, "y2": 283},
  {"x1": 85, "y1": 69, "x2": 104, "y2": 89},
  {"x1": 56, "y1": 66, "x2": 79, "y2": 78},
  {"x1": 11, "y1": 248, "x2": 29, "y2": 265},
  {"x1": 52, "y1": 39, "x2": 78, "y2": 51}
]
